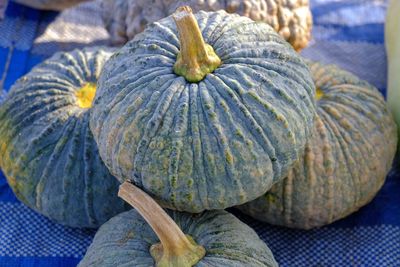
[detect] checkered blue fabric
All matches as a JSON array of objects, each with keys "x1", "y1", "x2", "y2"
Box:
[{"x1": 0, "y1": 0, "x2": 398, "y2": 266}]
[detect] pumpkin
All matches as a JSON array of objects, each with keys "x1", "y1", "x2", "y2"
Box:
[
  {"x1": 386, "y1": 0, "x2": 400, "y2": 146},
  {"x1": 0, "y1": 47, "x2": 127, "y2": 228},
  {"x1": 90, "y1": 7, "x2": 316, "y2": 213},
  {"x1": 101, "y1": 0, "x2": 312, "y2": 51},
  {"x1": 238, "y1": 61, "x2": 398, "y2": 229},
  {"x1": 78, "y1": 182, "x2": 278, "y2": 267},
  {"x1": 12, "y1": 0, "x2": 89, "y2": 10}
]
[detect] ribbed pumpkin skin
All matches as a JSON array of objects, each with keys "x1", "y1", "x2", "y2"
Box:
[
  {"x1": 101, "y1": 0, "x2": 312, "y2": 51},
  {"x1": 12, "y1": 0, "x2": 88, "y2": 10},
  {"x1": 90, "y1": 10, "x2": 316, "y2": 212},
  {"x1": 78, "y1": 209, "x2": 278, "y2": 267},
  {"x1": 238, "y1": 61, "x2": 398, "y2": 229},
  {"x1": 0, "y1": 47, "x2": 127, "y2": 228}
]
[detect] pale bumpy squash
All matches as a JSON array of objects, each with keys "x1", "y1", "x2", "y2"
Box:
[
  {"x1": 101, "y1": 0, "x2": 312, "y2": 51},
  {"x1": 90, "y1": 8, "x2": 316, "y2": 213},
  {"x1": 238, "y1": 61, "x2": 397, "y2": 229},
  {"x1": 0, "y1": 47, "x2": 127, "y2": 228},
  {"x1": 386, "y1": 0, "x2": 400, "y2": 145},
  {"x1": 12, "y1": 0, "x2": 89, "y2": 10},
  {"x1": 79, "y1": 182, "x2": 278, "y2": 267}
]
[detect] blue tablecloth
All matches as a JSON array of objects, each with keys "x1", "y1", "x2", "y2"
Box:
[{"x1": 0, "y1": 0, "x2": 399, "y2": 266}]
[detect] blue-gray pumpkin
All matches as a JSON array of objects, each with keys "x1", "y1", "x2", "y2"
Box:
[
  {"x1": 238, "y1": 61, "x2": 398, "y2": 229},
  {"x1": 78, "y1": 209, "x2": 278, "y2": 267},
  {"x1": 90, "y1": 7, "x2": 316, "y2": 213},
  {"x1": 0, "y1": 47, "x2": 127, "y2": 228}
]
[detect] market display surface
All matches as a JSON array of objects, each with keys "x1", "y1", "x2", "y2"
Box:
[{"x1": 0, "y1": 0, "x2": 399, "y2": 267}]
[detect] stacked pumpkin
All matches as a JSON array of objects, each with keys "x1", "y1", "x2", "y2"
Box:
[{"x1": 0, "y1": 3, "x2": 397, "y2": 267}]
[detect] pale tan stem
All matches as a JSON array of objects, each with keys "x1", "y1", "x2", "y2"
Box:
[{"x1": 118, "y1": 181, "x2": 205, "y2": 267}]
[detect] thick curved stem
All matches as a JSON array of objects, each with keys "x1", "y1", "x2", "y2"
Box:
[
  {"x1": 118, "y1": 182, "x2": 205, "y2": 267},
  {"x1": 173, "y1": 6, "x2": 221, "y2": 82}
]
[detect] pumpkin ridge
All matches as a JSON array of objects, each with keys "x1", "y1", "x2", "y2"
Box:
[
  {"x1": 133, "y1": 80, "x2": 185, "y2": 191},
  {"x1": 100, "y1": 69, "x2": 173, "y2": 116},
  {"x1": 61, "y1": 51, "x2": 86, "y2": 79},
  {"x1": 150, "y1": 21, "x2": 181, "y2": 48},
  {"x1": 233, "y1": 58, "x2": 316, "y2": 98},
  {"x1": 217, "y1": 64, "x2": 310, "y2": 127},
  {"x1": 201, "y1": 11, "x2": 243, "y2": 48},
  {"x1": 319, "y1": 108, "x2": 358, "y2": 194},
  {"x1": 195, "y1": 82, "x2": 224, "y2": 209},
  {"x1": 5, "y1": 98, "x2": 70, "y2": 134},
  {"x1": 107, "y1": 80, "x2": 172, "y2": 181},
  {"x1": 283, "y1": 169, "x2": 295, "y2": 225},
  {"x1": 82, "y1": 113, "x2": 96, "y2": 225},
  {"x1": 322, "y1": 101, "x2": 377, "y2": 162},
  {"x1": 205, "y1": 76, "x2": 262, "y2": 199},
  {"x1": 316, "y1": 116, "x2": 336, "y2": 224},
  {"x1": 223, "y1": 59, "x2": 315, "y2": 104},
  {"x1": 61, "y1": 117, "x2": 84, "y2": 222},
  {"x1": 321, "y1": 112, "x2": 350, "y2": 221},
  {"x1": 304, "y1": 142, "x2": 318, "y2": 226},
  {"x1": 166, "y1": 85, "x2": 188, "y2": 208},
  {"x1": 42, "y1": 61, "x2": 84, "y2": 86},
  {"x1": 110, "y1": 84, "x2": 165, "y2": 183},
  {"x1": 207, "y1": 74, "x2": 282, "y2": 194},
  {"x1": 329, "y1": 102, "x2": 383, "y2": 205},
  {"x1": 209, "y1": 73, "x2": 278, "y2": 168},
  {"x1": 10, "y1": 115, "x2": 67, "y2": 179},
  {"x1": 200, "y1": 80, "x2": 240, "y2": 203},
  {"x1": 189, "y1": 83, "x2": 210, "y2": 209},
  {"x1": 34, "y1": 116, "x2": 78, "y2": 210},
  {"x1": 99, "y1": 74, "x2": 175, "y2": 176}
]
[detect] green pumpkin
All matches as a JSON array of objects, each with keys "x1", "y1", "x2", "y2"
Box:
[
  {"x1": 238, "y1": 61, "x2": 398, "y2": 229},
  {"x1": 101, "y1": 0, "x2": 312, "y2": 51},
  {"x1": 12, "y1": 0, "x2": 88, "y2": 10},
  {"x1": 90, "y1": 8, "x2": 316, "y2": 213},
  {"x1": 78, "y1": 183, "x2": 278, "y2": 267},
  {"x1": 0, "y1": 47, "x2": 127, "y2": 228}
]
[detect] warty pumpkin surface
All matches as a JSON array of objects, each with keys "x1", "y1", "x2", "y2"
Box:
[
  {"x1": 0, "y1": 47, "x2": 127, "y2": 228},
  {"x1": 79, "y1": 188, "x2": 278, "y2": 267},
  {"x1": 12, "y1": 0, "x2": 89, "y2": 10},
  {"x1": 238, "y1": 61, "x2": 398, "y2": 229},
  {"x1": 90, "y1": 8, "x2": 316, "y2": 213},
  {"x1": 101, "y1": 0, "x2": 312, "y2": 51}
]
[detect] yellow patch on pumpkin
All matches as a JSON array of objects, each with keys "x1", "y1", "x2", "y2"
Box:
[
  {"x1": 76, "y1": 83, "x2": 96, "y2": 109},
  {"x1": 316, "y1": 87, "x2": 324, "y2": 100}
]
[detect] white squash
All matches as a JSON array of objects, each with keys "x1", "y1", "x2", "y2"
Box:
[{"x1": 386, "y1": 0, "x2": 400, "y2": 142}]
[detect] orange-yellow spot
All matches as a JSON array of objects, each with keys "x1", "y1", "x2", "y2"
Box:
[
  {"x1": 316, "y1": 87, "x2": 324, "y2": 100},
  {"x1": 76, "y1": 83, "x2": 96, "y2": 109}
]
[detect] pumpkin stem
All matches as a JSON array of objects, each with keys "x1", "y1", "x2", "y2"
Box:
[
  {"x1": 173, "y1": 6, "x2": 221, "y2": 82},
  {"x1": 118, "y1": 182, "x2": 206, "y2": 267}
]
